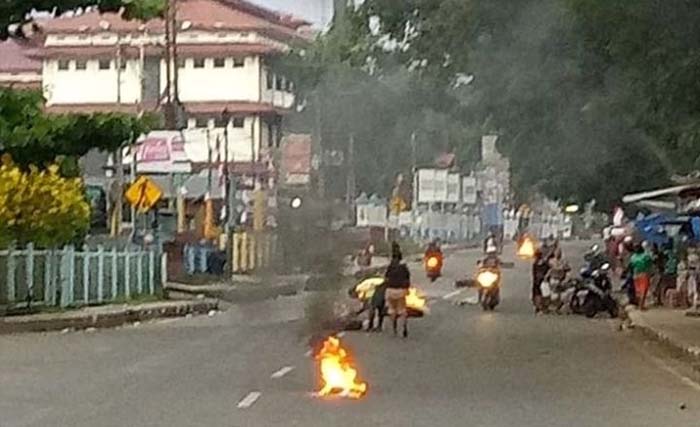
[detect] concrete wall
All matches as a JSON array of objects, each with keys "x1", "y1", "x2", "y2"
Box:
[{"x1": 44, "y1": 58, "x2": 142, "y2": 104}]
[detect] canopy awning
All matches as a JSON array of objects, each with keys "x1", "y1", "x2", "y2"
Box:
[{"x1": 621, "y1": 184, "x2": 700, "y2": 204}]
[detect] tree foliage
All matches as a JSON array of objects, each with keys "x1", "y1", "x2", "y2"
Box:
[
  {"x1": 0, "y1": 0, "x2": 165, "y2": 39},
  {"x1": 281, "y1": 0, "x2": 700, "y2": 209},
  {"x1": 0, "y1": 157, "x2": 90, "y2": 248},
  {"x1": 0, "y1": 89, "x2": 158, "y2": 175}
]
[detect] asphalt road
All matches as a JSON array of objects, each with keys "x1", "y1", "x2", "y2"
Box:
[{"x1": 2, "y1": 241, "x2": 700, "y2": 427}]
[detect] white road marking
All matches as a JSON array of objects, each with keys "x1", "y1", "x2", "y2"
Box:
[
  {"x1": 305, "y1": 349, "x2": 313, "y2": 358},
  {"x1": 237, "y1": 391, "x2": 262, "y2": 409},
  {"x1": 270, "y1": 366, "x2": 295, "y2": 379},
  {"x1": 443, "y1": 290, "x2": 463, "y2": 300},
  {"x1": 337, "y1": 331, "x2": 346, "y2": 338},
  {"x1": 649, "y1": 356, "x2": 700, "y2": 392}
]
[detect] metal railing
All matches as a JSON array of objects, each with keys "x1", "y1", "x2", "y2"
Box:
[{"x1": 0, "y1": 244, "x2": 167, "y2": 309}]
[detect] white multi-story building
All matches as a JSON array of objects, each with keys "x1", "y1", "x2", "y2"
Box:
[{"x1": 31, "y1": 0, "x2": 310, "y2": 171}]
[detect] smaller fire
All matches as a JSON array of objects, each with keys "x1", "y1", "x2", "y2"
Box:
[
  {"x1": 406, "y1": 287, "x2": 427, "y2": 312},
  {"x1": 517, "y1": 236, "x2": 536, "y2": 259},
  {"x1": 316, "y1": 336, "x2": 367, "y2": 399}
]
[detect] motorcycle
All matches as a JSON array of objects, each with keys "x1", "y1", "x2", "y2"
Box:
[
  {"x1": 424, "y1": 252, "x2": 443, "y2": 282},
  {"x1": 476, "y1": 266, "x2": 501, "y2": 311},
  {"x1": 571, "y1": 263, "x2": 619, "y2": 318}
]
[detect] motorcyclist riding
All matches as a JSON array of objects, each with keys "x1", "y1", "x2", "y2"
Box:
[
  {"x1": 484, "y1": 231, "x2": 499, "y2": 255},
  {"x1": 424, "y1": 239, "x2": 444, "y2": 281}
]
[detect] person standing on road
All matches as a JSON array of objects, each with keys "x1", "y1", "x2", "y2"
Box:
[
  {"x1": 532, "y1": 248, "x2": 550, "y2": 314},
  {"x1": 384, "y1": 245, "x2": 411, "y2": 338},
  {"x1": 630, "y1": 243, "x2": 653, "y2": 310}
]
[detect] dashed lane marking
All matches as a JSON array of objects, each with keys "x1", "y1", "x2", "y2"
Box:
[
  {"x1": 270, "y1": 366, "x2": 295, "y2": 379},
  {"x1": 305, "y1": 350, "x2": 313, "y2": 358},
  {"x1": 237, "y1": 392, "x2": 262, "y2": 409},
  {"x1": 337, "y1": 331, "x2": 346, "y2": 338},
  {"x1": 443, "y1": 290, "x2": 463, "y2": 300}
]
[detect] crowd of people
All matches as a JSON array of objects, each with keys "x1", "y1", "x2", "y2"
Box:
[
  {"x1": 606, "y1": 235, "x2": 698, "y2": 311},
  {"x1": 529, "y1": 231, "x2": 700, "y2": 313}
]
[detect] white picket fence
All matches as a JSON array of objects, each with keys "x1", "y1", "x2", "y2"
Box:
[{"x1": 0, "y1": 244, "x2": 167, "y2": 308}]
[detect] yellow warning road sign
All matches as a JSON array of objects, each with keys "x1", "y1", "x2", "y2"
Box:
[{"x1": 125, "y1": 176, "x2": 163, "y2": 213}]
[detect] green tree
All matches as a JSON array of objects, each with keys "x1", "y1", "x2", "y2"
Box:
[
  {"x1": 0, "y1": 0, "x2": 165, "y2": 38},
  {"x1": 0, "y1": 88, "x2": 158, "y2": 175},
  {"x1": 0, "y1": 158, "x2": 90, "y2": 248}
]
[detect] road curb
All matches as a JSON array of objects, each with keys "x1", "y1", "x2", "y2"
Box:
[
  {"x1": 165, "y1": 279, "x2": 305, "y2": 303},
  {"x1": 0, "y1": 299, "x2": 219, "y2": 335},
  {"x1": 628, "y1": 309, "x2": 700, "y2": 359}
]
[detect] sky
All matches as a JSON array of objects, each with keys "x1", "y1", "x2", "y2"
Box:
[{"x1": 251, "y1": 0, "x2": 335, "y2": 28}]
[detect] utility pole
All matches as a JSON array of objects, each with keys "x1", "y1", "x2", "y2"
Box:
[
  {"x1": 313, "y1": 91, "x2": 324, "y2": 199},
  {"x1": 346, "y1": 133, "x2": 356, "y2": 221}
]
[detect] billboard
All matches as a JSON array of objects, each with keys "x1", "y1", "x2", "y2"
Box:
[
  {"x1": 416, "y1": 168, "x2": 449, "y2": 203},
  {"x1": 462, "y1": 176, "x2": 477, "y2": 205},
  {"x1": 446, "y1": 173, "x2": 461, "y2": 203},
  {"x1": 280, "y1": 134, "x2": 312, "y2": 186}
]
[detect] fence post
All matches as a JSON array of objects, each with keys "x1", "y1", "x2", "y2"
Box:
[
  {"x1": 124, "y1": 247, "x2": 131, "y2": 299},
  {"x1": 44, "y1": 249, "x2": 54, "y2": 306},
  {"x1": 240, "y1": 232, "x2": 248, "y2": 273},
  {"x1": 59, "y1": 246, "x2": 75, "y2": 307},
  {"x1": 137, "y1": 248, "x2": 144, "y2": 295},
  {"x1": 148, "y1": 250, "x2": 155, "y2": 295},
  {"x1": 26, "y1": 243, "x2": 34, "y2": 301},
  {"x1": 111, "y1": 247, "x2": 118, "y2": 300},
  {"x1": 232, "y1": 232, "x2": 240, "y2": 273},
  {"x1": 82, "y1": 244, "x2": 90, "y2": 304},
  {"x1": 248, "y1": 233, "x2": 256, "y2": 271},
  {"x1": 96, "y1": 245, "x2": 105, "y2": 303},
  {"x1": 6, "y1": 245, "x2": 16, "y2": 303},
  {"x1": 161, "y1": 252, "x2": 168, "y2": 287}
]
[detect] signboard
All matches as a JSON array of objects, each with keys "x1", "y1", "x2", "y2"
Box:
[
  {"x1": 446, "y1": 173, "x2": 460, "y2": 203},
  {"x1": 462, "y1": 176, "x2": 477, "y2": 205},
  {"x1": 131, "y1": 131, "x2": 191, "y2": 174},
  {"x1": 281, "y1": 134, "x2": 312, "y2": 186},
  {"x1": 125, "y1": 176, "x2": 163, "y2": 212},
  {"x1": 416, "y1": 168, "x2": 449, "y2": 203}
]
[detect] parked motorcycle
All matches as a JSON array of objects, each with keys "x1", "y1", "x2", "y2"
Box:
[{"x1": 571, "y1": 263, "x2": 618, "y2": 318}]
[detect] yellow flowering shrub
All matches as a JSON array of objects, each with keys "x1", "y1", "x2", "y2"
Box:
[{"x1": 0, "y1": 157, "x2": 90, "y2": 248}]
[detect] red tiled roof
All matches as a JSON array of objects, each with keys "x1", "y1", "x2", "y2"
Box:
[
  {"x1": 44, "y1": 101, "x2": 288, "y2": 115},
  {"x1": 33, "y1": 43, "x2": 279, "y2": 59},
  {"x1": 0, "y1": 81, "x2": 42, "y2": 90},
  {"x1": 176, "y1": 43, "x2": 280, "y2": 56},
  {"x1": 35, "y1": 0, "x2": 310, "y2": 43},
  {"x1": 183, "y1": 101, "x2": 287, "y2": 115},
  {"x1": 0, "y1": 39, "x2": 42, "y2": 73},
  {"x1": 44, "y1": 103, "x2": 151, "y2": 114}
]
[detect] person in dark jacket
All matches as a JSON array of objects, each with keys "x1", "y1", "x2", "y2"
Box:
[
  {"x1": 367, "y1": 280, "x2": 387, "y2": 332},
  {"x1": 385, "y1": 245, "x2": 411, "y2": 337},
  {"x1": 532, "y1": 249, "x2": 550, "y2": 313}
]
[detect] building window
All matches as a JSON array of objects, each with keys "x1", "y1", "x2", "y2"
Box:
[
  {"x1": 266, "y1": 72, "x2": 273, "y2": 90},
  {"x1": 193, "y1": 58, "x2": 205, "y2": 68},
  {"x1": 275, "y1": 75, "x2": 283, "y2": 90},
  {"x1": 267, "y1": 122, "x2": 274, "y2": 147},
  {"x1": 76, "y1": 60, "x2": 87, "y2": 70},
  {"x1": 98, "y1": 59, "x2": 111, "y2": 70},
  {"x1": 240, "y1": 32, "x2": 249, "y2": 38},
  {"x1": 58, "y1": 59, "x2": 70, "y2": 71},
  {"x1": 213, "y1": 58, "x2": 226, "y2": 68},
  {"x1": 195, "y1": 117, "x2": 209, "y2": 128},
  {"x1": 118, "y1": 60, "x2": 127, "y2": 71},
  {"x1": 214, "y1": 116, "x2": 229, "y2": 128},
  {"x1": 217, "y1": 32, "x2": 227, "y2": 38},
  {"x1": 232, "y1": 117, "x2": 245, "y2": 128},
  {"x1": 233, "y1": 57, "x2": 245, "y2": 68},
  {"x1": 177, "y1": 58, "x2": 186, "y2": 68}
]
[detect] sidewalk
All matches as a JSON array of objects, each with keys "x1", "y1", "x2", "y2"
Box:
[
  {"x1": 0, "y1": 299, "x2": 218, "y2": 335},
  {"x1": 628, "y1": 307, "x2": 700, "y2": 358}
]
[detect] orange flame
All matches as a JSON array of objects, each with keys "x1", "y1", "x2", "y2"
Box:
[
  {"x1": 316, "y1": 336, "x2": 367, "y2": 399},
  {"x1": 406, "y1": 287, "x2": 427, "y2": 311},
  {"x1": 517, "y1": 236, "x2": 536, "y2": 259}
]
